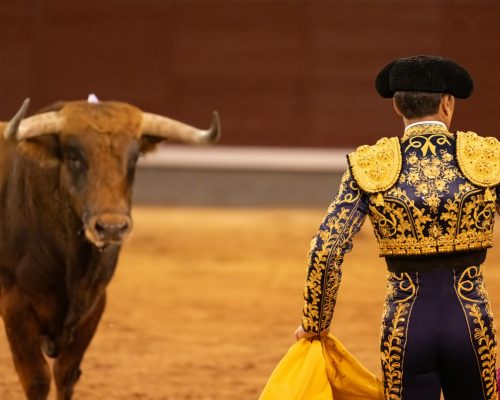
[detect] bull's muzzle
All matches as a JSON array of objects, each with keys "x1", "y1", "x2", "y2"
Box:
[{"x1": 85, "y1": 213, "x2": 132, "y2": 247}]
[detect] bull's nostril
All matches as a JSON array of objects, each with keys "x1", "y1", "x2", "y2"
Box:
[
  {"x1": 95, "y1": 221, "x2": 107, "y2": 235},
  {"x1": 115, "y1": 220, "x2": 129, "y2": 234},
  {"x1": 92, "y1": 217, "x2": 130, "y2": 241}
]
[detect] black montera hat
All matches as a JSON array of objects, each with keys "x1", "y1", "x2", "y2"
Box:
[{"x1": 375, "y1": 55, "x2": 473, "y2": 99}]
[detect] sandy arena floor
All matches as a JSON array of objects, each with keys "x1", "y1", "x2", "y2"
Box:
[{"x1": 1, "y1": 207, "x2": 500, "y2": 399}]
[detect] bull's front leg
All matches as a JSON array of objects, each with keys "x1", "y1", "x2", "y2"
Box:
[
  {"x1": 53, "y1": 292, "x2": 106, "y2": 400},
  {"x1": 2, "y1": 288, "x2": 51, "y2": 400}
]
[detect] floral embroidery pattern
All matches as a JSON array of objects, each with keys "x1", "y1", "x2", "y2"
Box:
[
  {"x1": 467, "y1": 304, "x2": 497, "y2": 399},
  {"x1": 401, "y1": 149, "x2": 458, "y2": 213},
  {"x1": 381, "y1": 272, "x2": 418, "y2": 400},
  {"x1": 367, "y1": 129, "x2": 498, "y2": 256},
  {"x1": 455, "y1": 266, "x2": 498, "y2": 400},
  {"x1": 302, "y1": 170, "x2": 367, "y2": 333},
  {"x1": 381, "y1": 303, "x2": 409, "y2": 399}
]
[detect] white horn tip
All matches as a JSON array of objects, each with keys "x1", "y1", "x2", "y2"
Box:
[
  {"x1": 4, "y1": 98, "x2": 31, "y2": 140},
  {"x1": 87, "y1": 94, "x2": 99, "y2": 104},
  {"x1": 205, "y1": 111, "x2": 221, "y2": 144},
  {"x1": 21, "y1": 97, "x2": 31, "y2": 109}
]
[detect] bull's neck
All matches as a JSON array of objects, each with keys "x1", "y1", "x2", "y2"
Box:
[{"x1": 5, "y1": 159, "x2": 81, "y2": 255}]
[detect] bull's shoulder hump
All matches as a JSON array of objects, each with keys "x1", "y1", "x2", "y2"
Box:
[
  {"x1": 347, "y1": 136, "x2": 402, "y2": 193},
  {"x1": 456, "y1": 131, "x2": 500, "y2": 187}
]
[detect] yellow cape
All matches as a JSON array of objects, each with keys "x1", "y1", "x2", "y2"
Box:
[{"x1": 259, "y1": 334, "x2": 384, "y2": 400}]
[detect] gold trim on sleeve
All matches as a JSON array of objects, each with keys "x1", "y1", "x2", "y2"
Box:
[
  {"x1": 348, "y1": 137, "x2": 402, "y2": 194},
  {"x1": 456, "y1": 131, "x2": 500, "y2": 188}
]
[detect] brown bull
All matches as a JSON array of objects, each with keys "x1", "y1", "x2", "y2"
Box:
[{"x1": 0, "y1": 98, "x2": 220, "y2": 400}]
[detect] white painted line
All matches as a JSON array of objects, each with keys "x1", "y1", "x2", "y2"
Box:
[{"x1": 138, "y1": 145, "x2": 352, "y2": 172}]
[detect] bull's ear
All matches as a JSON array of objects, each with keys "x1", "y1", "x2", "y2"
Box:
[
  {"x1": 17, "y1": 135, "x2": 61, "y2": 167},
  {"x1": 139, "y1": 135, "x2": 165, "y2": 154}
]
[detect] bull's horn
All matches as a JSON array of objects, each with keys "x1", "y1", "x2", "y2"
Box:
[
  {"x1": 6, "y1": 109, "x2": 63, "y2": 141},
  {"x1": 4, "y1": 98, "x2": 31, "y2": 140},
  {"x1": 141, "y1": 111, "x2": 221, "y2": 144}
]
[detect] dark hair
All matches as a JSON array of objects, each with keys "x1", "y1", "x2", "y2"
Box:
[{"x1": 393, "y1": 91, "x2": 443, "y2": 119}]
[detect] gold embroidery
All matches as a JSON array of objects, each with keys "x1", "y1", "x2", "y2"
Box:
[
  {"x1": 457, "y1": 131, "x2": 500, "y2": 188},
  {"x1": 385, "y1": 275, "x2": 397, "y2": 302},
  {"x1": 457, "y1": 265, "x2": 483, "y2": 303},
  {"x1": 348, "y1": 137, "x2": 402, "y2": 193},
  {"x1": 466, "y1": 303, "x2": 498, "y2": 399},
  {"x1": 368, "y1": 138, "x2": 496, "y2": 256},
  {"x1": 401, "y1": 122, "x2": 453, "y2": 141},
  {"x1": 405, "y1": 134, "x2": 451, "y2": 156},
  {"x1": 381, "y1": 302, "x2": 408, "y2": 400},
  {"x1": 441, "y1": 186, "x2": 496, "y2": 251},
  {"x1": 302, "y1": 170, "x2": 366, "y2": 333},
  {"x1": 402, "y1": 149, "x2": 459, "y2": 213},
  {"x1": 454, "y1": 265, "x2": 498, "y2": 400},
  {"x1": 486, "y1": 302, "x2": 497, "y2": 339},
  {"x1": 381, "y1": 272, "x2": 418, "y2": 400},
  {"x1": 389, "y1": 272, "x2": 417, "y2": 303}
]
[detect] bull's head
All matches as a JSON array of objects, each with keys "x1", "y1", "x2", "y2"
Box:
[{"x1": 4, "y1": 98, "x2": 220, "y2": 247}]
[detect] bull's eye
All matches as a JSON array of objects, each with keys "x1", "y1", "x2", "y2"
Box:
[
  {"x1": 64, "y1": 149, "x2": 86, "y2": 176},
  {"x1": 67, "y1": 152, "x2": 82, "y2": 169}
]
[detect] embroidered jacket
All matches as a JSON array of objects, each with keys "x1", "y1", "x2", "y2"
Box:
[{"x1": 302, "y1": 122, "x2": 500, "y2": 334}]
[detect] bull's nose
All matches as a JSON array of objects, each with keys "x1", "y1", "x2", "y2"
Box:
[
  {"x1": 95, "y1": 219, "x2": 129, "y2": 237},
  {"x1": 86, "y1": 214, "x2": 132, "y2": 246}
]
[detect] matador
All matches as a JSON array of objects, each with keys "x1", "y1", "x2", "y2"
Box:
[{"x1": 296, "y1": 55, "x2": 499, "y2": 400}]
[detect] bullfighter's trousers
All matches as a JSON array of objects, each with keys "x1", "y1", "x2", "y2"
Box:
[{"x1": 380, "y1": 260, "x2": 497, "y2": 400}]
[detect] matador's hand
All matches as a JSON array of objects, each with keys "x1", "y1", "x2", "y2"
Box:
[{"x1": 294, "y1": 324, "x2": 320, "y2": 341}]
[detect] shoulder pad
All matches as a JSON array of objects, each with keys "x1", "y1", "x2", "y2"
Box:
[
  {"x1": 456, "y1": 131, "x2": 500, "y2": 187},
  {"x1": 347, "y1": 137, "x2": 402, "y2": 193}
]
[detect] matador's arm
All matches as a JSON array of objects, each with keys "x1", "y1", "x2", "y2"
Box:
[
  {"x1": 301, "y1": 167, "x2": 369, "y2": 334},
  {"x1": 496, "y1": 185, "x2": 500, "y2": 215}
]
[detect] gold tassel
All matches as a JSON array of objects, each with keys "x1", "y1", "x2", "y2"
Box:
[
  {"x1": 484, "y1": 187, "x2": 494, "y2": 202},
  {"x1": 375, "y1": 193, "x2": 384, "y2": 207}
]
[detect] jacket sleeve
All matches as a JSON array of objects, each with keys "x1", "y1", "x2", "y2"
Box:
[
  {"x1": 496, "y1": 186, "x2": 500, "y2": 215},
  {"x1": 301, "y1": 167, "x2": 369, "y2": 334}
]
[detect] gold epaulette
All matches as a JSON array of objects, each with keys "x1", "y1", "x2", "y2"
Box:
[
  {"x1": 456, "y1": 131, "x2": 500, "y2": 188},
  {"x1": 347, "y1": 137, "x2": 402, "y2": 193}
]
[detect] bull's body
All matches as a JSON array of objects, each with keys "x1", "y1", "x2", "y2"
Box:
[
  {"x1": 0, "y1": 99, "x2": 219, "y2": 400},
  {"x1": 0, "y1": 132, "x2": 117, "y2": 399}
]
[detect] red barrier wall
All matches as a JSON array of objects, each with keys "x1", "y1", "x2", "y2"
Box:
[{"x1": 1, "y1": 1, "x2": 499, "y2": 147}]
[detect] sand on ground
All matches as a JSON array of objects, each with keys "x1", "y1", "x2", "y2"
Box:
[{"x1": 1, "y1": 207, "x2": 500, "y2": 399}]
